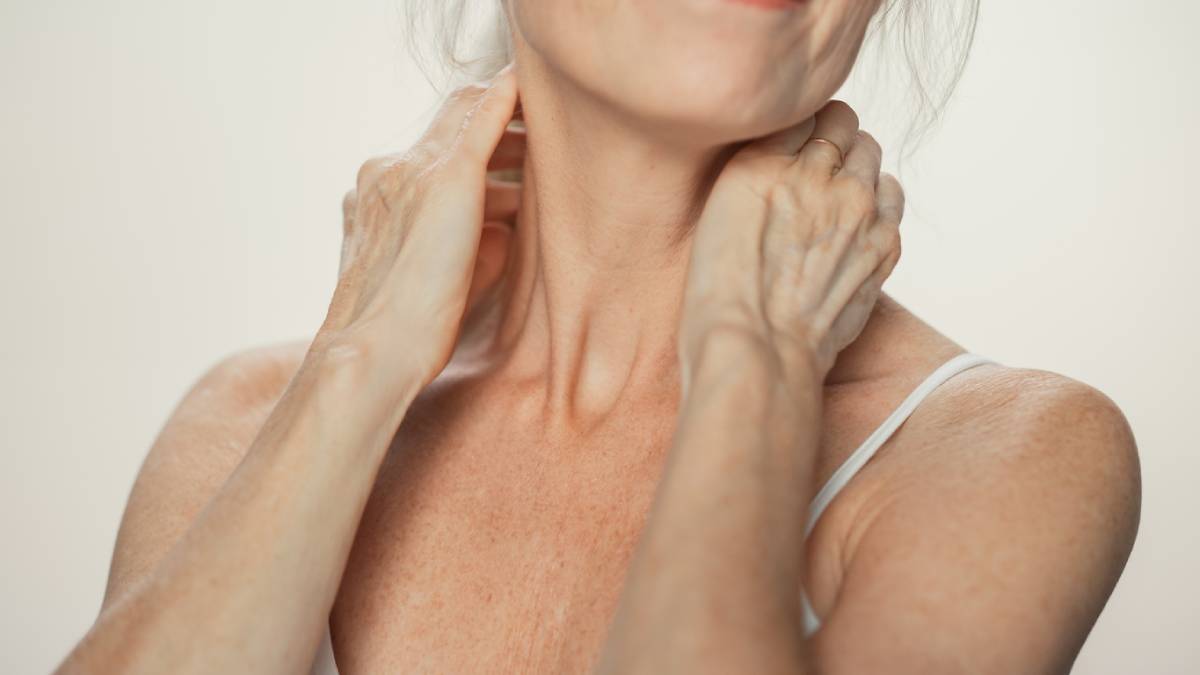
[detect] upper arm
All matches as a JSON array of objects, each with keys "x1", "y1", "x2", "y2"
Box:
[
  {"x1": 100, "y1": 340, "x2": 309, "y2": 612},
  {"x1": 812, "y1": 370, "x2": 1141, "y2": 674}
]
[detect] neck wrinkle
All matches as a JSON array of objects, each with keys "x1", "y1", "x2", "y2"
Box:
[{"x1": 481, "y1": 58, "x2": 731, "y2": 426}]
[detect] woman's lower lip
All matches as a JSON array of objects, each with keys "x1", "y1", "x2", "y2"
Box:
[{"x1": 724, "y1": 0, "x2": 803, "y2": 10}]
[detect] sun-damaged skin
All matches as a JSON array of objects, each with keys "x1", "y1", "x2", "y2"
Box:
[
  {"x1": 59, "y1": 1, "x2": 1139, "y2": 673},
  {"x1": 53, "y1": 67, "x2": 527, "y2": 675}
]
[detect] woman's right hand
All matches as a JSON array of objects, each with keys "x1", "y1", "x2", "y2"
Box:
[
  {"x1": 314, "y1": 63, "x2": 523, "y2": 389},
  {"x1": 49, "y1": 77, "x2": 526, "y2": 670}
]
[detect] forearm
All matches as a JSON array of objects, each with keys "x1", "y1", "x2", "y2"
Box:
[
  {"x1": 599, "y1": 331, "x2": 822, "y2": 674},
  {"x1": 59, "y1": 343, "x2": 423, "y2": 675}
]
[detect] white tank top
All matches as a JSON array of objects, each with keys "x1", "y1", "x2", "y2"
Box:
[{"x1": 310, "y1": 351, "x2": 998, "y2": 673}]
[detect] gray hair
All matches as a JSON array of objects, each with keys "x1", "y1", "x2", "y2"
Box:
[{"x1": 401, "y1": 0, "x2": 981, "y2": 164}]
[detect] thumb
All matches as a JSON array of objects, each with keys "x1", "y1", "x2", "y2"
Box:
[{"x1": 451, "y1": 63, "x2": 521, "y2": 173}]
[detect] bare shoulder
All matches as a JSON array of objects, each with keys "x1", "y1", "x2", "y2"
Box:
[
  {"x1": 815, "y1": 362, "x2": 1142, "y2": 673},
  {"x1": 198, "y1": 339, "x2": 312, "y2": 404},
  {"x1": 101, "y1": 338, "x2": 311, "y2": 609},
  {"x1": 918, "y1": 362, "x2": 1141, "y2": 512},
  {"x1": 144, "y1": 338, "x2": 312, "y2": 470},
  {"x1": 929, "y1": 359, "x2": 1130, "y2": 440},
  {"x1": 922, "y1": 362, "x2": 1141, "y2": 569}
]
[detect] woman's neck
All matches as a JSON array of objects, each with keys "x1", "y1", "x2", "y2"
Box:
[{"x1": 479, "y1": 59, "x2": 732, "y2": 424}]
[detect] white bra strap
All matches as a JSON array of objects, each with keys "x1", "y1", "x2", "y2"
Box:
[{"x1": 804, "y1": 352, "x2": 997, "y2": 539}]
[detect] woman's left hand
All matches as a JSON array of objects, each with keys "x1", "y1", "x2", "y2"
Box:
[{"x1": 679, "y1": 100, "x2": 904, "y2": 396}]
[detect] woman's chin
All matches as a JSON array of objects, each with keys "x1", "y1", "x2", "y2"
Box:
[
  {"x1": 627, "y1": 99, "x2": 819, "y2": 150},
  {"x1": 597, "y1": 74, "x2": 828, "y2": 148}
]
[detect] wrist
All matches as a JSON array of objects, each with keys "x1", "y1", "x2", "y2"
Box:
[
  {"x1": 682, "y1": 326, "x2": 822, "y2": 407},
  {"x1": 305, "y1": 330, "x2": 429, "y2": 427}
]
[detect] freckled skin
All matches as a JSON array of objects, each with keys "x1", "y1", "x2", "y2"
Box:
[
  {"x1": 264, "y1": 295, "x2": 1067, "y2": 672},
  {"x1": 72, "y1": 0, "x2": 1138, "y2": 672},
  {"x1": 329, "y1": 334, "x2": 684, "y2": 671}
]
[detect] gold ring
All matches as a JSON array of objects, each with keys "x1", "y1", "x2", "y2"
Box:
[{"x1": 805, "y1": 137, "x2": 843, "y2": 169}]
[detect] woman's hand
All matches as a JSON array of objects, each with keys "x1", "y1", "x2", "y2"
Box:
[
  {"x1": 318, "y1": 63, "x2": 523, "y2": 388},
  {"x1": 679, "y1": 100, "x2": 903, "y2": 396},
  {"x1": 601, "y1": 102, "x2": 901, "y2": 674},
  {"x1": 52, "y1": 77, "x2": 525, "y2": 672}
]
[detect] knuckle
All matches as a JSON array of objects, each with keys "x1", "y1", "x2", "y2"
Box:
[
  {"x1": 878, "y1": 170, "x2": 903, "y2": 195},
  {"x1": 401, "y1": 142, "x2": 446, "y2": 173},
  {"x1": 355, "y1": 153, "x2": 416, "y2": 191},
  {"x1": 855, "y1": 130, "x2": 882, "y2": 159},
  {"x1": 354, "y1": 156, "x2": 405, "y2": 217},
  {"x1": 881, "y1": 227, "x2": 901, "y2": 258},
  {"x1": 357, "y1": 146, "x2": 442, "y2": 198},
  {"x1": 793, "y1": 154, "x2": 834, "y2": 183},
  {"x1": 341, "y1": 190, "x2": 358, "y2": 235},
  {"x1": 877, "y1": 172, "x2": 906, "y2": 220},
  {"x1": 766, "y1": 179, "x2": 802, "y2": 212},
  {"x1": 885, "y1": 243, "x2": 902, "y2": 268},
  {"x1": 838, "y1": 178, "x2": 878, "y2": 221},
  {"x1": 355, "y1": 157, "x2": 385, "y2": 190},
  {"x1": 886, "y1": 222, "x2": 901, "y2": 248},
  {"x1": 863, "y1": 200, "x2": 880, "y2": 225}
]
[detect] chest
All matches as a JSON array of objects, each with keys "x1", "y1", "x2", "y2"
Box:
[
  {"x1": 328, "y1": 406, "x2": 678, "y2": 673},
  {"x1": 324, "y1": 383, "x2": 901, "y2": 673}
]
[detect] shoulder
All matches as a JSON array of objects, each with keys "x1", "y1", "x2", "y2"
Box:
[
  {"x1": 927, "y1": 363, "x2": 1140, "y2": 507},
  {"x1": 102, "y1": 338, "x2": 311, "y2": 607},
  {"x1": 189, "y1": 339, "x2": 312, "y2": 411},
  {"x1": 148, "y1": 337, "x2": 312, "y2": 476},
  {"x1": 847, "y1": 356, "x2": 1141, "y2": 514},
  {"x1": 144, "y1": 339, "x2": 311, "y2": 468},
  {"x1": 888, "y1": 362, "x2": 1142, "y2": 557},
  {"x1": 817, "y1": 362, "x2": 1141, "y2": 672}
]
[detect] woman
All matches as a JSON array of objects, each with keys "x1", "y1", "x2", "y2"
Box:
[{"x1": 58, "y1": 0, "x2": 1140, "y2": 673}]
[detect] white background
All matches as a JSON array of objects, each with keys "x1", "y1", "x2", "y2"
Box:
[{"x1": 2, "y1": 1, "x2": 1197, "y2": 672}]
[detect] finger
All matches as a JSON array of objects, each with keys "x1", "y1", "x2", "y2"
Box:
[
  {"x1": 856, "y1": 220, "x2": 902, "y2": 309},
  {"x1": 341, "y1": 188, "x2": 357, "y2": 221},
  {"x1": 796, "y1": 100, "x2": 859, "y2": 175},
  {"x1": 483, "y1": 179, "x2": 521, "y2": 222},
  {"x1": 487, "y1": 124, "x2": 526, "y2": 173},
  {"x1": 834, "y1": 241, "x2": 897, "y2": 347},
  {"x1": 872, "y1": 229, "x2": 901, "y2": 285},
  {"x1": 819, "y1": 173, "x2": 902, "y2": 325},
  {"x1": 862, "y1": 173, "x2": 903, "y2": 285},
  {"x1": 839, "y1": 130, "x2": 882, "y2": 188},
  {"x1": 451, "y1": 63, "x2": 521, "y2": 169},
  {"x1": 341, "y1": 189, "x2": 357, "y2": 236},
  {"x1": 419, "y1": 87, "x2": 493, "y2": 151},
  {"x1": 419, "y1": 62, "x2": 517, "y2": 154},
  {"x1": 875, "y1": 172, "x2": 905, "y2": 227},
  {"x1": 466, "y1": 221, "x2": 514, "y2": 313}
]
